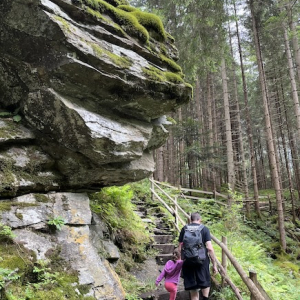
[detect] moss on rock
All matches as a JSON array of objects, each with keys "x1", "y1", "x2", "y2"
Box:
[
  {"x1": 90, "y1": 43, "x2": 133, "y2": 68},
  {"x1": 142, "y1": 66, "x2": 186, "y2": 85},
  {"x1": 82, "y1": 0, "x2": 149, "y2": 43},
  {"x1": 130, "y1": 10, "x2": 167, "y2": 42},
  {"x1": 81, "y1": 0, "x2": 169, "y2": 43},
  {"x1": 0, "y1": 201, "x2": 37, "y2": 211},
  {"x1": 34, "y1": 194, "x2": 50, "y2": 203},
  {"x1": 160, "y1": 54, "x2": 182, "y2": 73},
  {"x1": 117, "y1": 4, "x2": 137, "y2": 12}
]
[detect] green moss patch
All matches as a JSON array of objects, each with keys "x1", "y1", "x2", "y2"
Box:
[
  {"x1": 142, "y1": 66, "x2": 185, "y2": 84},
  {"x1": 34, "y1": 194, "x2": 50, "y2": 203},
  {"x1": 0, "y1": 201, "x2": 37, "y2": 212},
  {"x1": 54, "y1": 16, "x2": 71, "y2": 32},
  {"x1": 91, "y1": 43, "x2": 132, "y2": 68},
  {"x1": 106, "y1": 0, "x2": 129, "y2": 6},
  {"x1": 130, "y1": 10, "x2": 167, "y2": 42},
  {"x1": 160, "y1": 54, "x2": 182, "y2": 73},
  {"x1": 0, "y1": 247, "x2": 28, "y2": 273},
  {"x1": 0, "y1": 242, "x2": 92, "y2": 299},
  {"x1": 82, "y1": 0, "x2": 149, "y2": 43},
  {"x1": 117, "y1": 4, "x2": 136, "y2": 12},
  {"x1": 142, "y1": 66, "x2": 164, "y2": 82},
  {"x1": 165, "y1": 72, "x2": 184, "y2": 83},
  {"x1": 82, "y1": 0, "x2": 168, "y2": 43}
]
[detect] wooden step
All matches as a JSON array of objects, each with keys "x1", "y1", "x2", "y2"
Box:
[
  {"x1": 153, "y1": 244, "x2": 175, "y2": 254},
  {"x1": 155, "y1": 254, "x2": 173, "y2": 265},
  {"x1": 153, "y1": 229, "x2": 174, "y2": 235},
  {"x1": 152, "y1": 235, "x2": 174, "y2": 244}
]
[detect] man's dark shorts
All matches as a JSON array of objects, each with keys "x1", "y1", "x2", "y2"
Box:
[{"x1": 182, "y1": 259, "x2": 211, "y2": 290}]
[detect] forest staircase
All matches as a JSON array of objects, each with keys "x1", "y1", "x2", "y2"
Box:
[{"x1": 132, "y1": 198, "x2": 199, "y2": 300}]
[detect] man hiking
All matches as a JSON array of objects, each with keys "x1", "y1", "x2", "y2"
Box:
[{"x1": 178, "y1": 212, "x2": 218, "y2": 300}]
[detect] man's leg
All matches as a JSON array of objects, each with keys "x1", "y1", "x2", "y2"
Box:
[
  {"x1": 201, "y1": 287, "x2": 210, "y2": 299},
  {"x1": 189, "y1": 289, "x2": 199, "y2": 300}
]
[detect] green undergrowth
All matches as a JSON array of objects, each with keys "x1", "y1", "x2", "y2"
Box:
[
  {"x1": 89, "y1": 184, "x2": 154, "y2": 299},
  {"x1": 90, "y1": 185, "x2": 151, "y2": 254}
]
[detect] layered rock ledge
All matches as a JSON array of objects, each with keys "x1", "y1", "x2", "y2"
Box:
[{"x1": 0, "y1": 0, "x2": 191, "y2": 195}]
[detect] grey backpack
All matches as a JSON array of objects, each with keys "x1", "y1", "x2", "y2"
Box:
[{"x1": 182, "y1": 224, "x2": 206, "y2": 265}]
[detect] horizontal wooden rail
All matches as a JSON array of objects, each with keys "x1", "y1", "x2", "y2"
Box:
[
  {"x1": 152, "y1": 180, "x2": 227, "y2": 199},
  {"x1": 181, "y1": 195, "x2": 227, "y2": 206},
  {"x1": 152, "y1": 180, "x2": 178, "y2": 190},
  {"x1": 180, "y1": 187, "x2": 214, "y2": 195}
]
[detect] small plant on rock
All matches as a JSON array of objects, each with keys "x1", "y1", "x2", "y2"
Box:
[
  {"x1": 0, "y1": 223, "x2": 16, "y2": 241},
  {"x1": 47, "y1": 216, "x2": 65, "y2": 231}
]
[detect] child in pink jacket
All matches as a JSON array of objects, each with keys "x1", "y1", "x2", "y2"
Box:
[{"x1": 155, "y1": 248, "x2": 183, "y2": 300}]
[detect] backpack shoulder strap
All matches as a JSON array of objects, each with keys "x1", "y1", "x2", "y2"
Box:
[
  {"x1": 198, "y1": 224, "x2": 204, "y2": 231},
  {"x1": 195, "y1": 224, "x2": 204, "y2": 244}
]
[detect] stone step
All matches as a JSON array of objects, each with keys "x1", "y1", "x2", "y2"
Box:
[
  {"x1": 155, "y1": 254, "x2": 173, "y2": 265},
  {"x1": 153, "y1": 244, "x2": 175, "y2": 254},
  {"x1": 151, "y1": 235, "x2": 174, "y2": 244},
  {"x1": 153, "y1": 229, "x2": 172, "y2": 235},
  {"x1": 135, "y1": 211, "x2": 146, "y2": 217}
]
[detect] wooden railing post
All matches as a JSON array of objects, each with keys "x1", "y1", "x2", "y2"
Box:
[
  {"x1": 227, "y1": 193, "x2": 232, "y2": 208},
  {"x1": 222, "y1": 236, "x2": 227, "y2": 287},
  {"x1": 268, "y1": 195, "x2": 272, "y2": 215},
  {"x1": 174, "y1": 196, "x2": 178, "y2": 228},
  {"x1": 151, "y1": 175, "x2": 154, "y2": 201},
  {"x1": 250, "y1": 271, "x2": 258, "y2": 300}
]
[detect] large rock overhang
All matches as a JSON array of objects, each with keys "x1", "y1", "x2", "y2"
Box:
[{"x1": 0, "y1": 0, "x2": 192, "y2": 195}]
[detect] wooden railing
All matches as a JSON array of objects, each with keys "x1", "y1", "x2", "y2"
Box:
[{"x1": 149, "y1": 179, "x2": 272, "y2": 300}]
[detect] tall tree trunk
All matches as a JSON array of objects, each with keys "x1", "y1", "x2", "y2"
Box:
[
  {"x1": 283, "y1": 23, "x2": 300, "y2": 141},
  {"x1": 212, "y1": 76, "x2": 221, "y2": 190},
  {"x1": 155, "y1": 147, "x2": 164, "y2": 182},
  {"x1": 195, "y1": 78, "x2": 206, "y2": 189},
  {"x1": 178, "y1": 108, "x2": 186, "y2": 187},
  {"x1": 229, "y1": 20, "x2": 249, "y2": 204},
  {"x1": 274, "y1": 87, "x2": 295, "y2": 220},
  {"x1": 287, "y1": 2, "x2": 300, "y2": 83},
  {"x1": 234, "y1": 1, "x2": 259, "y2": 217},
  {"x1": 168, "y1": 125, "x2": 175, "y2": 185},
  {"x1": 250, "y1": 0, "x2": 286, "y2": 250},
  {"x1": 256, "y1": 129, "x2": 267, "y2": 190},
  {"x1": 221, "y1": 57, "x2": 235, "y2": 191}
]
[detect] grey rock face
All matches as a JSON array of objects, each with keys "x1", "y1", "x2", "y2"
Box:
[
  {"x1": 0, "y1": 0, "x2": 191, "y2": 193},
  {"x1": 5, "y1": 192, "x2": 125, "y2": 299}
]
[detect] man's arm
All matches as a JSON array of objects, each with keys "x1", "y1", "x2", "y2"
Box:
[{"x1": 205, "y1": 240, "x2": 218, "y2": 274}]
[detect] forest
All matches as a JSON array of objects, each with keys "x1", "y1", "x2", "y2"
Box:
[
  {"x1": 0, "y1": 0, "x2": 299, "y2": 299},
  {"x1": 128, "y1": 0, "x2": 300, "y2": 253}
]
